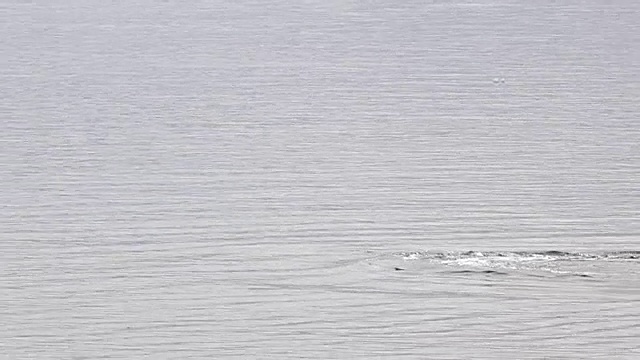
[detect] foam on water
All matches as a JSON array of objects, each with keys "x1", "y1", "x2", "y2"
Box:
[{"x1": 395, "y1": 250, "x2": 640, "y2": 277}]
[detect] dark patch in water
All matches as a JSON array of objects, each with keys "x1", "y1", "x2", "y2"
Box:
[
  {"x1": 450, "y1": 269, "x2": 507, "y2": 276},
  {"x1": 574, "y1": 273, "x2": 592, "y2": 278}
]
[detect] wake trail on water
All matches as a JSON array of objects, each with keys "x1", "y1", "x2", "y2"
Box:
[{"x1": 390, "y1": 250, "x2": 640, "y2": 278}]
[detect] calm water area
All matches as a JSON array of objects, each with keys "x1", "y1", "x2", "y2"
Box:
[{"x1": 1, "y1": 1, "x2": 639, "y2": 358}]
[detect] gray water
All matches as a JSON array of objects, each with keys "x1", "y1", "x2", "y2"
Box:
[{"x1": 1, "y1": 1, "x2": 639, "y2": 358}]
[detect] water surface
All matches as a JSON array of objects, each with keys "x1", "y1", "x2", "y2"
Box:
[{"x1": 1, "y1": 0, "x2": 639, "y2": 358}]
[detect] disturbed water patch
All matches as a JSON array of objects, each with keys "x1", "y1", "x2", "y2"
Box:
[{"x1": 394, "y1": 250, "x2": 640, "y2": 277}]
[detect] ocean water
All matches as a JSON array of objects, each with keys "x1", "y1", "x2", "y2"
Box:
[{"x1": 1, "y1": 0, "x2": 639, "y2": 358}]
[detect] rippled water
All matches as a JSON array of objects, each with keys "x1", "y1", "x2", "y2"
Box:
[{"x1": 1, "y1": 0, "x2": 639, "y2": 358}]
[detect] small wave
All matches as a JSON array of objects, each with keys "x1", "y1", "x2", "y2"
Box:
[
  {"x1": 448, "y1": 269, "x2": 508, "y2": 276},
  {"x1": 395, "y1": 250, "x2": 638, "y2": 276},
  {"x1": 397, "y1": 250, "x2": 640, "y2": 262}
]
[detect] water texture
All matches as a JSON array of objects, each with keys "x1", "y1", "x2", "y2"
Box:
[{"x1": 1, "y1": 0, "x2": 639, "y2": 358}]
